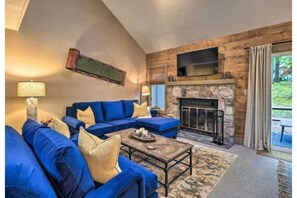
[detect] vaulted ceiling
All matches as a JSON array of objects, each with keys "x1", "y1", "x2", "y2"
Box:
[
  {"x1": 5, "y1": 0, "x2": 30, "y2": 31},
  {"x1": 102, "y1": 0, "x2": 292, "y2": 54}
]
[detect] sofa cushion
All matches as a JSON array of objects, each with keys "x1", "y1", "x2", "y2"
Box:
[
  {"x1": 22, "y1": 118, "x2": 48, "y2": 146},
  {"x1": 70, "y1": 133, "x2": 79, "y2": 146},
  {"x1": 105, "y1": 119, "x2": 137, "y2": 131},
  {"x1": 118, "y1": 155, "x2": 158, "y2": 197},
  {"x1": 102, "y1": 101, "x2": 125, "y2": 121},
  {"x1": 6, "y1": 125, "x2": 56, "y2": 197},
  {"x1": 150, "y1": 128, "x2": 177, "y2": 138},
  {"x1": 122, "y1": 100, "x2": 138, "y2": 118},
  {"x1": 136, "y1": 117, "x2": 180, "y2": 132},
  {"x1": 73, "y1": 102, "x2": 104, "y2": 123},
  {"x1": 86, "y1": 123, "x2": 116, "y2": 137},
  {"x1": 22, "y1": 119, "x2": 95, "y2": 198}
]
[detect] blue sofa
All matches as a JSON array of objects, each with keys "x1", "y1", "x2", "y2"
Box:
[
  {"x1": 62, "y1": 100, "x2": 180, "y2": 139},
  {"x1": 5, "y1": 120, "x2": 158, "y2": 198}
]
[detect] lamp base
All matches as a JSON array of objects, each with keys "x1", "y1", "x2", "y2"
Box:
[{"x1": 26, "y1": 97, "x2": 38, "y2": 121}]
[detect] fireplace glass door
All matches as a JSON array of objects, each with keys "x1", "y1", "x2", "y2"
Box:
[
  {"x1": 181, "y1": 107, "x2": 190, "y2": 127},
  {"x1": 197, "y1": 109, "x2": 206, "y2": 131},
  {"x1": 207, "y1": 110, "x2": 215, "y2": 132},
  {"x1": 190, "y1": 108, "x2": 197, "y2": 128},
  {"x1": 180, "y1": 105, "x2": 219, "y2": 134}
]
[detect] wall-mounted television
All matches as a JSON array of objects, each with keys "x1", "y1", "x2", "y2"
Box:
[{"x1": 177, "y1": 47, "x2": 218, "y2": 77}]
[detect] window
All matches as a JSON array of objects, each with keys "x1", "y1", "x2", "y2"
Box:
[
  {"x1": 151, "y1": 84, "x2": 165, "y2": 110},
  {"x1": 271, "y1": 52, "x2": 292, "y2": 150},
  {"x1": 149, "y1": 65, "x2": 166, "y2": 111}
]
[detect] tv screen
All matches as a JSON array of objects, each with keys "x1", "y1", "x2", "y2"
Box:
[{"x1": 177, "y1": 47, "x2": 218, "y2": 77}]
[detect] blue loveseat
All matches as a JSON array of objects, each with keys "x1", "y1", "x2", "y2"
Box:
[
  {"x1": 5, "y1": 120, "x2": 158, "y2": 198},
  {"x1": 62, "y1": 100, "x2": 180, "y2": 139}
]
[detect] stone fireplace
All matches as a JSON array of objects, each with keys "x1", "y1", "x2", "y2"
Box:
[{"x1": 166, "y1": 79, "x2": 236, "y2": 144}]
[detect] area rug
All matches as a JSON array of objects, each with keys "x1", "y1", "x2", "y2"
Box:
[
  {"x1": 278, "y1": 160, "x2": 292, "y2": 198},
  {"x1": 127, "y1": 138, "x2": 237, "y2": 198}
]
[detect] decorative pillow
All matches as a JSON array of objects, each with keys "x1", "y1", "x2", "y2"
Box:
[
  {"x1": 132, "y1": 102, "x2": 148, "y2": 118},
  {"x1": 137, "y1": 107, "x2": 153, "y2": 119},
  {"x1": 73, "y1": 102, "x2": 104, "y2": 123},
  {"x1": 77, "y1": 106, "x2": 95, "y2": 128},
  {"x1": 78, "y1": 127, "x2": 122, "y2": 183},
  {"x1": 48, "y1": 117, "x2": 70, "y2": 138}
]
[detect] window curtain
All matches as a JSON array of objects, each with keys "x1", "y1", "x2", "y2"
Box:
[
  {"x1": 149, "y1": 66, "x2": 166, "y2": 84},
  {"x1": 244, "y1": 44, "x2": 272, "y2": 151}
]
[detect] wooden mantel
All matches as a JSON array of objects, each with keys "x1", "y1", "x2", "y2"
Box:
[{"x1": 166, "y1": 79, "x2": 235, "y2": 86}]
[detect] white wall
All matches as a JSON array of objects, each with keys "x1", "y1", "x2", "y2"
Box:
[{"x1": 5, "y1": 0, "x2": 146, "y2": 132}]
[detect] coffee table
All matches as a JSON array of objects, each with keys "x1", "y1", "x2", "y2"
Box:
[{"x1": 106, "y1": 128, "x2": 193, "y2": 196}]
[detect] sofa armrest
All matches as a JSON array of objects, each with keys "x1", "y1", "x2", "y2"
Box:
[
  {"x1": 62, "y1": 116, "x2": 85, "y2": 130},
  {"x1": 85, "y1": 168, "x2": 145, "y2": 198}
]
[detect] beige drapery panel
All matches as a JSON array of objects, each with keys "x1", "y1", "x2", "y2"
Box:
[{"x1": 244, "y1": 44, "x2": 272, "y2": 151}]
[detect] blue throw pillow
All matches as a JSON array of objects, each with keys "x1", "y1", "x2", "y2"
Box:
[
  {"x1": 102, "y1": 101, "x2": 125, "y2": 121},
  {"x1": 122, "y1": 100, "x2": 138, "y2": 118},
  {"x1": 6, "y1": 125, "x2": 56, "y2": 197},
  {"x1": 73, "y1": 102, "x2": 104, "y2": 123},
  {"x1": 22, "y1": 120, "x2": 95, "y2": 197}
]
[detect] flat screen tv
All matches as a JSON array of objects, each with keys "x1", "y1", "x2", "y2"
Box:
[{"x1": 177, "y1": 47, "x2": 218, "y2": 77}]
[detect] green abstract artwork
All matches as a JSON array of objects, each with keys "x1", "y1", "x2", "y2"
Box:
[{"x1": 65, "y1": 48, "x2": 126, "y2": 86}]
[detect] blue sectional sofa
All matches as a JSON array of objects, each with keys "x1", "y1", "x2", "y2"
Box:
[
  {"x1": 5, "y1": 120, "x2": 158, "y2": 198},
  {"x1": 62, "y1": 100, "x2": 180, "y2": 139}
]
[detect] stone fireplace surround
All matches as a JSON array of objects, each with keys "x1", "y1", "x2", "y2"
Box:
[{"x1": 166, "y1": 79, "x2": 236, "y2": 144}]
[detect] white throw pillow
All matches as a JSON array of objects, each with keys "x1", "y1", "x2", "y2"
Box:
[{"x1": 48, "y1": 117, "x2": 70, "y2": 138}]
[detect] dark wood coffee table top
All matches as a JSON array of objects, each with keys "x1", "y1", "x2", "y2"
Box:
[{"x1": 105, "y1": 128, "x2": 193, "y2": 163}]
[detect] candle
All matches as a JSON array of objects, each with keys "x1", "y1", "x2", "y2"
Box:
[{"x1": 142, "y1": 130, "x2": 148, "y2": 137}]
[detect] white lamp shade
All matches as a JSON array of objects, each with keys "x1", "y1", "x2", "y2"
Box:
[
  {"x1": 142, "y1": 85, "x2": 150, "y2": 96},
  {"x1": 17, "y1": 81, "x2": 46, "y2": 97}
]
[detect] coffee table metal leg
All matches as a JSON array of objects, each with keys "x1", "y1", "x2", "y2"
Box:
[
  {"x1": 190, "y1": 149, "x2": 193, "y2": 175},
  {"x1": 164, "y1": 163, "x2": 169, "y2": 197},
  {"x1": 128, "y1": 148, "x2": 132, "y2": 160}
]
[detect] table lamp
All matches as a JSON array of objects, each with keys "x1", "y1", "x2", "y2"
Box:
[
  {"x1": 142, "y1": 85, "x2": 150, "y2": 96},
  {"x1": 141, "y1": 85, "x2": 150, "y2": 104},
  {"x1": 17, "y1": 81, "x2": 46, "y2": 121}
]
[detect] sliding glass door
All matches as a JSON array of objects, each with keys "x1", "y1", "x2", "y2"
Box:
[{"x1": 271, "y1": 53, "x2": 292, "y2": 151}]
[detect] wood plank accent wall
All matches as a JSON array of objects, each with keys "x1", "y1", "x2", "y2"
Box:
[{"x1": 146, "y1": 21, "x2": 292, "y2": 144}]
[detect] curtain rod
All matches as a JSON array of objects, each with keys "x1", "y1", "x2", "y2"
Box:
[{"x1": 243, "y1": 40, "x2": 292, "y2": 50}]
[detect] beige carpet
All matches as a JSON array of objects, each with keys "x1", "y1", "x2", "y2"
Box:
[{"x1": 129, "y1": 138, "x2": 237, "y2": 198}]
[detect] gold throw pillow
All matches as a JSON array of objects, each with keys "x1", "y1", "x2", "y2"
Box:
[
  {"x1": 48, "y1": 117, "x2": 70, "y2": 138},
  {"x1": 132, "y1": 102, "x2": 148, "y2": 118},
  {"x1": 77, "y1": 106, "x2": 95, "y2": 128},
  {"x1": 78, "y1": 127, "x2": 122, "y2": 183}
]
